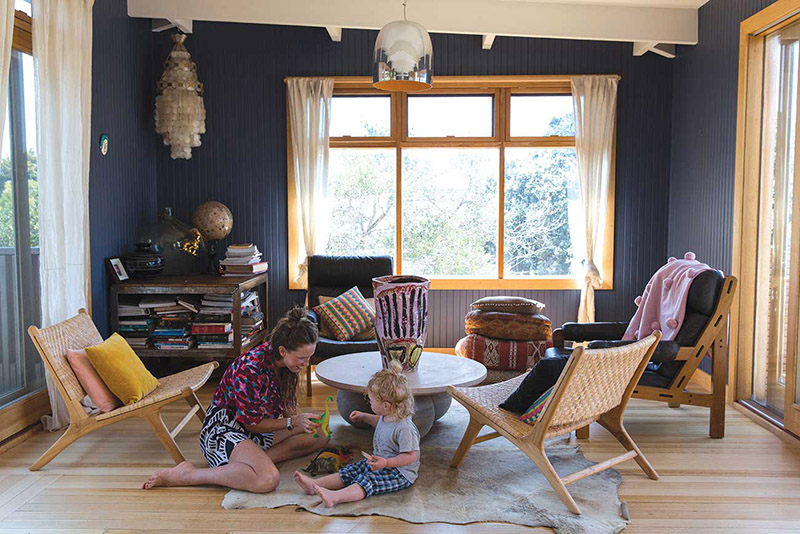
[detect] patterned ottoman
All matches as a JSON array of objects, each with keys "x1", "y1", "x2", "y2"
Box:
[
  {"x1": 464, "y1": 311, "x2": 552, "y2": 341},
  {"x1": 455, "y1": 334, "x2": 547, "y2": 372}
]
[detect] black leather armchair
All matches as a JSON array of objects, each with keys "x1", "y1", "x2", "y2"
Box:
[
  {"x1": 305, "y1": 254, "x2": 393, "y2": 395},
  {"x1": 546, "y1": 269, "x2": 737, "y2": 438}
]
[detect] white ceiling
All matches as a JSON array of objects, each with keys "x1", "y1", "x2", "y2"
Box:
[
  {"x1": 129, "y1": 0, "x2": 705, "y2": 51},
  {"x1": 504, "y1": 0, "x2": 708, "y2": 7}
]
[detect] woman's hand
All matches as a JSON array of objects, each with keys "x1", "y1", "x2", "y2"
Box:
[
  {"x1": 293, "y1": 413, "x2": 320, "y2": 434},
  {"x1": 366, "y1": 454, "x2": 388, "y2": 471}
]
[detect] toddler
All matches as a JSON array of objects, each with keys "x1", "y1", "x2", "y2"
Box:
[{"x1": 294, "y1": 361, "x2": 420, "y2": 507}]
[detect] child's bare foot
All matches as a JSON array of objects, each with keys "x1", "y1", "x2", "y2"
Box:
[
  {"x1": 313, "y1": 483, "x2": 336, "y2": 507},
  {"x1": 143, "y1": 461, "x2": 196, "y2": 489},
  {"x1": 293, "y1": 471, "x2": 316, "y2": 495}
]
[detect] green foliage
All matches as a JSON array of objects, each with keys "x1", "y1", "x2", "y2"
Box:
[
  {"x1": 0, "y1": 150, "x2": 39, "y2": 248},
  {"x1": 324, "y1": 113, "x2": 577, "y2": 278},
  {"x1": 401, "y1": 149, "x2": 498, "y2": 276},
  {"x1": 326, "y1": 149, "x2": 396, "y2": 257}
]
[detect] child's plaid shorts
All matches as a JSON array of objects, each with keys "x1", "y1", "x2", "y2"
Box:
[{"x1": 338, "y1": 459, "x2": 412, "y2": 496}]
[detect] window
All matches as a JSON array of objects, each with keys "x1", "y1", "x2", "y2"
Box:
[
  {"x1": 330, "y1": 96, "x2": 391, "y2": 137},
  {"x1": 0, "y1": 7, "x2": 44, "y2": 408},
  {"x1": 407, "y1": 95, "x2": 494, "y2": 138},
  {"x1": 326, "y1": 148, "x2": 396, "y2": 257},
  {"x1": 288, "y1": 77, "x2": 616, "y2": 290}
]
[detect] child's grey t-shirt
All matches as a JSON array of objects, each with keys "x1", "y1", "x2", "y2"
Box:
[{"x1": 372, "y1": 416, "x2": 421, "y2": 482}]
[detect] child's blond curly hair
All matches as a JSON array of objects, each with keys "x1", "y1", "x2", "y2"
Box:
[{"x1": 366, "y1": 360, "x2": 415, "y2": 420}]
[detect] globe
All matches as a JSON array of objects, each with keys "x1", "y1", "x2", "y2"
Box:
[{"x1": 192, "y1": 201, "x2": 233, "y2": 241}]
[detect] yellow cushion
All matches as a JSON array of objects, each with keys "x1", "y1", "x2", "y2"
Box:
[{"x1": 85, "y1": 333, "x2": 159, "y2": 405}]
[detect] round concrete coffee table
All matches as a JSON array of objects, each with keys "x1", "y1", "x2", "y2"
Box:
[{"x1": 315, "y1": 351, "x2": 487, "y2": 437}]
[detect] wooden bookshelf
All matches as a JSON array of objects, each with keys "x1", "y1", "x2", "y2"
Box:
[{"x1": 109, "y1": 273, "x2": 269, "y2": 361}]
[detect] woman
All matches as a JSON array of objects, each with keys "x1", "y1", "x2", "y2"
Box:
[{"x1": 144, "y1": 307, "x2": 328, "y2": 493}]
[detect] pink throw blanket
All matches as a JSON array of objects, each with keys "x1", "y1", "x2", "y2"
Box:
[{"x1": 623, "y1": 252, "x2": 713, "y2": 341}]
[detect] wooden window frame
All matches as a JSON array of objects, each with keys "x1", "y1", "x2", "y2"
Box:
[
  {"x1": 13, "y1": 10, "x2": 33, "y2": 55},
  {"x1": 733, "y1": 0, "x2": 800, "y2": 421},
  {"x1": 287, "y1": 75, "x2": 616, "y2": 291}
]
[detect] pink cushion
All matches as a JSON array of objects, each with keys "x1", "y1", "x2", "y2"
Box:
[{"x1": 66, "y1": 349, "x2": 121, "y2": 413}]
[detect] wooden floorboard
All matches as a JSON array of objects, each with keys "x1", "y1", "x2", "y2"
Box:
[{"x1": 0, "y1": 377, "x2": 798, "y2": 533}]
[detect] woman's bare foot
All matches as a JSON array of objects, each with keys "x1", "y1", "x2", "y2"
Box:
[
  {"x1": 143, "y1": 461, "x2": 196, "y2": 489},
  {"x1": 313, "y1": 483, "x2": 336, "y2": 507},
  {"x1": 293, "y1": 470, "x2": 316, "y2": 495}
]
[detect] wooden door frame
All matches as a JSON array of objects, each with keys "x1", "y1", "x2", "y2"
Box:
[{"x1": 732, "y1": 0, "x2": 800, "y2": 414}]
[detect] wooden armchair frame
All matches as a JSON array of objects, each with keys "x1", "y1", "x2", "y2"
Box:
[
  {"x1": 27, "y1": 309, "x2": 218, "y2": 471},
  {"x1": 448, "y1": 333, "x2": 661, "y2": 514},
  {"x1": 553, "y1": 275, "x2": 737, "y2": 439}
]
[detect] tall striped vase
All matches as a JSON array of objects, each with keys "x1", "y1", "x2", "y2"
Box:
[{"x1": 372, "y1": 275, "x2": 430, "y2": 372}]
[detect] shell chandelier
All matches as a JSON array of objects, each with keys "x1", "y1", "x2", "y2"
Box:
[{"x1": 155, "y1": 33, "x2": 206, "y2": 159}]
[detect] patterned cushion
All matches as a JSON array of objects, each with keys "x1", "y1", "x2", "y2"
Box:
[
  {"x1": 465, "y1": 311, "x2": 551, "y2": 340},
  {"x1": 455, "y1": 334, "x2": 546, "y2": 371},
  {"x1": 318, "y1": 295, "x2": 376, "y2": 340},
  {"x1": 313, "y1": 287, "x2": 374, "y2": 341},
  {"x1": 520, "y1": 386, "x2": 553, "y2": 424},
  {"x1": 471, "y1": 296, "x2": 545, "y2": 315}
]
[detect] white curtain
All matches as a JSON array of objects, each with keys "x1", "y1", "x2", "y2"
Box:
[
  {"x1": 287, "y1": 77, "x2": 333, "y2": 289},
  {"x1": 34, "y1": 0, "x2": 94, "y2": 430},
  {"x1": 571, "y1": 75, "x2": 619, "y2": 323},
  {"x1": 0, "y1": 0, "x2": 13, "y2": 147}
]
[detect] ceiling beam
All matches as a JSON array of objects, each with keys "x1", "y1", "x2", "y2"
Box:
[
  {"x1": 151, "y1": 17, "x2": 192, "y2": 33},
  {"x1": 326, "y1": 26, "x2": 342, "y2": 42},
  {"x1": 633, "y1": 41, "x2": 658, "y2": 56},
  {"x1": 651, "y1": 43, "x2": 676, "y2": 58},
  {"x1": 632, "y1": 41, "x2": 676, "y2": 58},
  {"x1": 482, "y1": 34, "x2": 496, "y2": 50},
  {"x1": 169, "y1": 18, "x2": 193, "y2": 33},
  {"x1": 128, "y1": 0, "x2": 698, "y2": 45}
]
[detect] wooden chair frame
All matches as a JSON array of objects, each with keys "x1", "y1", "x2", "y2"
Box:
[
  {"x1": 448, "y1": 333, "x2": 661, "y2": 514},
  {"x1": 28, "y1": 309, "x2": 218, "y2": 471},
  {"x1": 554, "y1": 275, "x2": 737, "y2": 439}
]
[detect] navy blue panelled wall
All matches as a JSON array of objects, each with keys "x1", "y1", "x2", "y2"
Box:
[
  {"x1": 89, "y1": 0, "x2": 157, "y2": 335},
  {"x1": 667, "y1": 0, "x2": 777, "y2": 272},
  {"x1": 151, "y1": 24, "x2": 674, "y2": 346},
  {"x1": 668, "y1": 0, "x2": 776, "y2": 373}
]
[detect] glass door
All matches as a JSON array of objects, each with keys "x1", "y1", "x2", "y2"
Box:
[
  {"x1": 746, "y1": 19, "x2": 800, "y2": 434},
  {"x1": 0, "y1": 46, "x2": 43, "y2": 409},
  {"x1": 750, "y1": 23, "x2": 798, "y2": 418}
]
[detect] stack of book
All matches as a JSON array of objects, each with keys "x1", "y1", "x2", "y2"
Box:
[
  {"x1": 220, "y1": 244, "x2": 268, "y2": 276},
  {"x1": 240, "y1": 289, "x2": 264, "y2": 341},
  {"x1": 194, "y1": 294, "x2": 234, "y2": 349},
  {"x1": 151, "y1": 298, "x2": 196, "y2": 350},
  {"x1": 241, "y1": 310, "x2": 264, "y2": 338},
  {"x1": 118, "y1": 298, "x2": 152, "y2": 348}
]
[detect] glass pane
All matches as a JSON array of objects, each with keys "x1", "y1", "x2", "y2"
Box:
[
  {"x1": 402, "y1": 148, "x2": 498, "y2": 277},
  {"x1": 0, "y1": 50, "x2": 43, "y2": 408},
  {"x1": 15, "y1": 0, "x2": 31, "y2": 15},
  {"x1": 330, "y1": 96, "x2": 391, "y2": 137},
  {"x1": 22, "y1": 54, "x2": 37, "y2": 248},
  {"x1": 504, "y1": 148, "x2": 579, "y2": 277},
  {"x1": 751, "y1": 27, "x2": 799, "y2": 417},
  {"x1": 407, "y1": 96, "x2": 493, "y2": 137},
  {"x1": 510, "y1": 95, "x2": 575, "y2": 137},
  {"x1": 1, "y1": 75, "x2": 23, "y2": 403},
  {"x1": 324, "y1": 149, "x2": 396, "y2": 257}
]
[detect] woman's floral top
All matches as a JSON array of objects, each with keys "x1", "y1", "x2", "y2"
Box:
[{"x1": 211, "y1": 341, "x2": 285, "y2": 426}]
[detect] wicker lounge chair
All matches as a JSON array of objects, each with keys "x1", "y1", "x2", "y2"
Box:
[
  {"x1": 448, "y1": 332, "x2": 661, "y2": 514},
  {"x1": 27, "y1": 309, "x2": 217, "y2": 471}
]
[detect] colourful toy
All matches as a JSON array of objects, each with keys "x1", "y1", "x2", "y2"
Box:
[
  {"x1": 311, "y1": 395, "x2": 334, "y2": 439},
  {"x1": 302, "y1": 446, "x2": 354, "y2": 477}
]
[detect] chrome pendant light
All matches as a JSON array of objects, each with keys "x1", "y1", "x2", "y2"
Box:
[{"x1": 373, "y1": 0, "x2": 433, "y2": 92}]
